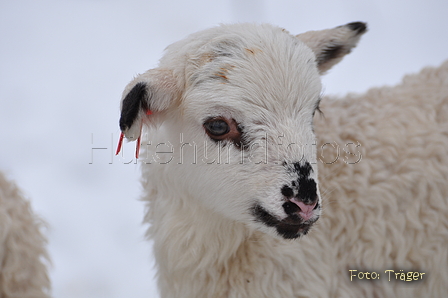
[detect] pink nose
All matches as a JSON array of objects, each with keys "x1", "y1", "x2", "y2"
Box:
[{"x1": 290, "y1": 199, "x2": 317, "y2": 221}]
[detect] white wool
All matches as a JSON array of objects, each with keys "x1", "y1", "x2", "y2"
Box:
[
  {"x1": 118, "y1": 23, "x2": 448, "y2": 297},
  {"x1": 0, "y1": 172, "x2": 50, "y2": 298}
]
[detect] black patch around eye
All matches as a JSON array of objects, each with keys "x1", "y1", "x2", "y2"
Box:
[{"x1": 119, "y1": 82, "x2": 148, "y2": 131}]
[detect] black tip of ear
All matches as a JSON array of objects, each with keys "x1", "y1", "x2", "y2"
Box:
[
  {"x1": 119, "y1": 82, "x2": 148, "y2": 132},
  {"x1": 346, "y1": 22, "x2": 367, "y2": 35}
]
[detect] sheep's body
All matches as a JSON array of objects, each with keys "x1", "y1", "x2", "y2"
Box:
[
  {"x1": 117, "y1": 23, "x2": 448, "y2": 297},
  {"x1": 0, "y1": 172, "x2": 50, "y2": 298},
  {"x1": 313, "y1": 60, "x2": 448, "y2": 297}
]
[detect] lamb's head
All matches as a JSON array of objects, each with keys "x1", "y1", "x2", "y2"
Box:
[{"x1": 118, "y1": 22, "x2": 366, "y2": 240}]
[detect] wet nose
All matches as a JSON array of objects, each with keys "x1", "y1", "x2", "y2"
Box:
[
  {"x1": 281, "y1": 183, "x2": 318, "y2": 221},
  {"x1": 288, "y1": 198, "x2": 317, "y2": 221}
]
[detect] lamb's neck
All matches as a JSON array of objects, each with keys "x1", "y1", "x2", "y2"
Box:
[
  {"x1": 148, "y1": 192, "x2": 252, "y2": 269},
  {"x1": 146, "y1": 192, "x2": 290, "y2": 297}
]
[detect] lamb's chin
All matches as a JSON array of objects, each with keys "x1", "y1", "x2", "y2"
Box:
[
  {"x1": 250, "y1": 203, "x2": 319, "y2": 239},
  {"x1": 274, "y1": 221, "x2": 315, "y2": 239}
]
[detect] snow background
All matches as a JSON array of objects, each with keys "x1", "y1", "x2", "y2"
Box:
[{"x1": 0, "y1": 0, "x2": 447, "y2": 297}]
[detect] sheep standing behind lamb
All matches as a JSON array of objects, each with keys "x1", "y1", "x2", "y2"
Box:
[
  {"x1": 312, "y1": 59, "x2": 448, "y2": 297},
  {"x1": 0, "y1": 172, "x2": 50, "y2": 298},
  {"x1": 117, "y1": 22, "x2": 448, "y2": 297}
]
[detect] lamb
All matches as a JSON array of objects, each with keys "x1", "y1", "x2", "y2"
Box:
[
  {"x1": 117, "y1": 22, "x2": 448, "y2": 297},
  {"x1": 0, "y1": 172, "x2": 50, "y2": 298}
]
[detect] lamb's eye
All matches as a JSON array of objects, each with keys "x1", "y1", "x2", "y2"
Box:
[
  {"x1": 203, "y1": 117, "x2": 243, "y2": 147},
  {"x1": 204, "y1": 119, "x2": 230, "y2": 136}
]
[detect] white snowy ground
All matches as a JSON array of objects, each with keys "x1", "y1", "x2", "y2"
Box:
[{"x1": 0, "y1": 1, "x2": 447, "y2": 297}]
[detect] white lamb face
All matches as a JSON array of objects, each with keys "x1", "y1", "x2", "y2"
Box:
[{"x1": 117, "y1": 23, "x2": 367, "y2": 239}]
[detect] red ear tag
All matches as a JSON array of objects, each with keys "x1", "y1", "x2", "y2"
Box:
[
  {"x1": 116, "y1": 110, "x2": 152, "y2": 158},
  {"x1": 115, "y1": 132, "x2": 124, "y2": 155},
  {"x1": 136, "y1": 110, "x2": 152, "y2": 158},
  {"x1": 136, "y1": 134, "x2": 141, "y2": 159}
]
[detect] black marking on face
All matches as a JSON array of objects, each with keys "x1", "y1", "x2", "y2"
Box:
[
  {"x1": 286, "y1": 162, "x2": 318, "y2": 205},
  {"x1": 252, "y1": 204, "x2": 279, "y2": 228},
  {"x1": 282, "y1": 201, "x2": 300, "y2": 215},
  {"x1": 297, "y1": 177, "x2": 317, "y2": 205},
  {"x1": 281, "y1": 185, "x2": 294, "y2": 198},
  {"x1": 119, "y1": 82, "x2": 149, "y2": 131},
  {"x1": 252, "y1": 204, "x2": 316, "y2": 239},
  {"x1": 293, "y1": 161, "x2": 313, "y2": 177}
]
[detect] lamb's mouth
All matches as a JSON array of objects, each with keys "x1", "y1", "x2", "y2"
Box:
[{"x1": 252, "y1": 204, "x2": 319, "y2": 239}]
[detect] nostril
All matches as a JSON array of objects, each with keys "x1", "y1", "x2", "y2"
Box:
[
  {"x1": 299, "y1": 194, "x2": 318, "y2": 206},
  {"x1": 282, "y1": 201, "x2": 300, "y2": 215},
  {"x1": 289, "y1": 199, "x2": 317, "y2": 221},
  {"x1": 281, "y1": 185, "x2": 294, "y2": 198}
]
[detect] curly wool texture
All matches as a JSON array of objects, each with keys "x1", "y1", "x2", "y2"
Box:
[
  {"x1": 312, "y1": 60, "x2": 448, "y2": 297},
  {"x1": 0, "y1": 173, "x2": 50, "y2": 298}
]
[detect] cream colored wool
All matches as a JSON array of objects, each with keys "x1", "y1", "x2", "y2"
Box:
[
  {"x1": 0, "y1": 172, "x2": 50, "y2": 298},
  {"x1": 313, "y1": 60, "x2": 448, "y2": 297},
  {"x1": 118, "y1": 23, "x2": 448, "y2": 297}
]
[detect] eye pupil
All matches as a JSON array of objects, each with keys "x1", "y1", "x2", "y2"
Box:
[{"x1": 204, "y1": 119, "x2": 230, "y2": 136}]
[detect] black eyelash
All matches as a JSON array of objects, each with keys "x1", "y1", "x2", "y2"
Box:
[{"x1": 313, "y1": 96, "x2": 323, "y2": 117}]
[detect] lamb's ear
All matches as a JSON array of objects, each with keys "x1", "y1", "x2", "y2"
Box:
[
  {"x1": 119, "y1": 69, "x2": 179, "y2": 141},
  {"x1": 296, "y1": 22, "x2": 367, "y2": 74}
]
